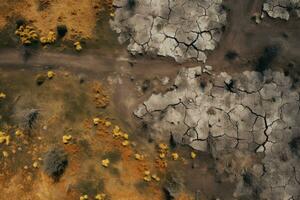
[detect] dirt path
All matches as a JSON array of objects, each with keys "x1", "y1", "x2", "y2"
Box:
[{"x1": 0, "y1": 48, "x2": 187, "y2": 134}]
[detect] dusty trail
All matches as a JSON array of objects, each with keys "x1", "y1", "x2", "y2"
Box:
[
  {"x1": 0, "y1": 48, "x2": 183, "y2": 77},
  {"x1": 0, "y1": 48, "x2": 186, "y2": 134},
  {"x1": 0, "y1": 48, "x2": 123, "y2": 73}
]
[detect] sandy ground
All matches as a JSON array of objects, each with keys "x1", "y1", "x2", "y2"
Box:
[
  {"x1": 0, "y1": 69, "x2": 165, "y2": 200},
  {"x1": 0, "y1": 47, "x2": 239, "y2": 199},
  {"x1": 0, "y1": 61, "x2": 236, "y2": 200},
  {"x1": 0, "y1": 0, "x2": 113, "y2": 40}
]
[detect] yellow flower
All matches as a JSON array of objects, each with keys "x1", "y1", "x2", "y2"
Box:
[
  {"x1": 114, "y1": 126, "x2": 120, "y2": 132},
  {"x1": 123, "y1": 133, "x2": 129, "y2": 140},
  {"x1": 95, "y1": 193, "x2": 106, "y2": 200},
  {"x1": 80, "y1": 194, "x2": 88, "y2": 200},
  {"x1": 15, "y1": 129, "x2": 24, "y2": 137},
  {"x1": 0, "y1": 92, "x2": 6, "y2": 99},
  {"x1": 191, "y1": 151, "x2": 197, "y2": 159},
  {"x1": 143, "y1": 176, "x2": 151, "y2": 182},
  {"x1": 171, "y1": 153, "x2": 179, "y2": 160},
  {"x1": 93, "y1": 118, "x2": 101, "y2": 125},
  {"x1": 76, "y1": 45, "x2": 82, "y2": 51},
  {"x1": 40, "y1": 37, "x2": 48, "y2": 44},
  {"x1": 47, "y1": 71, "x2": 55, "y2": 79},
  {"x1": 33, "y1": 161, "x2": 39, "y2": 168},
  {"x1": 134, "y1": 153, "x2": 144, "y2": 161},
  {"x1": 62, "y1": 135, "x2": 72, "y2": 144},
  {"x1": 159, "y1": 153, "x2": 166, "y2": 159},
  {"x1": 159, "y1": 143, "x2": 168, "y2": 150},
  {"x1": 2, "y1": 151, "x2": 9, "y2": 158},
  {"x1": 143, "y1": 170, "x2": 151, "y2": 182},
  {"x1": 144, "y1": 170, "x2": 150, "y2": 176},
  {"x1": 0, "y1": 131, "x2": 10, "y2": 145},
  {"x1": 122, "y1": 140, "x2": 129, "y2": 146},
  {"x1": 151, "y1": 174, "x2": 160, "y2": 182},
  {"x1": 104, "y1": 121, "x2": 111, "y2": 127},
  {"x1": 74, "y1": 41, "x2": 82, "y2": 51},
  {"x1": 102, "y1": 159, "x2": 110, "y2": 167}
]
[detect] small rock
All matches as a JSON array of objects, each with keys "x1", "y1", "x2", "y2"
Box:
[
  {"x1": 160, "y1": 76, "x2": 170, "y2": 85},
  {"x1": 203, "y1": 65, "x2": 213, "y2": 74},
  {"x1": 251, "y1": 13, "x2": 262, "y2": 24}
]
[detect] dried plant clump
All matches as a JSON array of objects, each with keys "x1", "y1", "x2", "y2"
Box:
[
  {"x1": 43, "y1": 147, "x2": 68, "y2": 181},
  {"x1": 23, "y1": 109, "x2": 39, "y2": 130}
]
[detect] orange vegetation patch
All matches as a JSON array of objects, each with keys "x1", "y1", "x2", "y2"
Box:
[
  {"x1": 91, "y1": 82, "x2": 110, "y2": 108},
  {"x1": 0, "y1": 0, "x2": 115, "y2": 39},
  {"x1": 177, "y1": 192, "x2": 194, "y2": 200},
  {"x1": 0, "y1": 16, "x2": 5, "y2": 29},
  {"x1": 0, "y1": 72, "x2": 192, "y2": 200},
  {"x1": 85, "y1": 119, "x2": 165, "y2": 200}
]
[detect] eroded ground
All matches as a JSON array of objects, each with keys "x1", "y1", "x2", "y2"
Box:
[
  {"x1": 0, "y1": 0, "x2": 300, "y2": 200},
  {"x1": 0, "y1": 68, "x2": 200, "y2": 200}
]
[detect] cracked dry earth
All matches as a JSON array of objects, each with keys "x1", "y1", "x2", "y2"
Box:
[
  {"x1": 110, "y1": 0, "x2": 226, "y2": 62},
  {"x1": 263, "y1": 0, "x2": 300, "y2": 20},
  {"x1": 134, "y1": 67, "x2": 300, "y2": 199}
]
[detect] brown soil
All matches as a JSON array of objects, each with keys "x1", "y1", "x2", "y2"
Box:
[
  {"x1": 0, "y1": 0, "x2": 299, "y2": 199},
  {"x1": 0, "y1": 0, "x2": 114, "y2": 40},
  {"x1": 0, "y1": 68, "x2": 197, "y2": 200}
]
